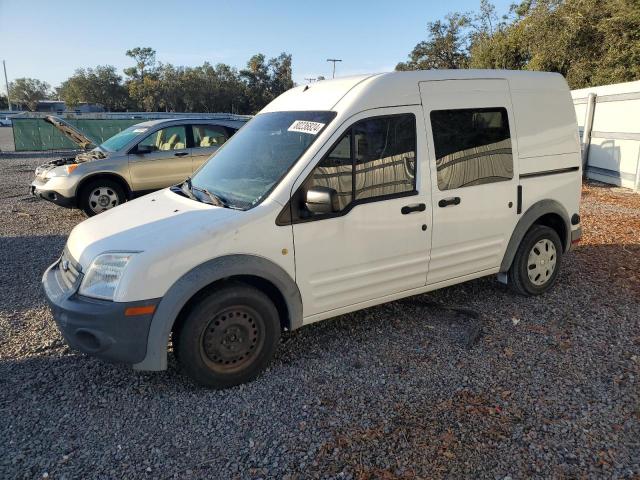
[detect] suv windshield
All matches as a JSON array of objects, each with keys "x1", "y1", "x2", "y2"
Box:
[
  {"x1": 100, "y1": 125, "x2": 150, "y2": 152},
  {"x1": 190, "y1": 111, "x2": 336, "y2": 209}
]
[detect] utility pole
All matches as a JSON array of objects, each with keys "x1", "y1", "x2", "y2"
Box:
[
  {"x1": 326, "y1": 59, "x2": 342, "y2": 79},
  {"x1": 3, "y1": 60, "x2": 11, "y2": 111}
]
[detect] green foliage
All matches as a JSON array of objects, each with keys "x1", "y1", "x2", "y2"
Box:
[
  {"x1": 8, "y1": 78, "x2": 51, "y2": 111},
  {"x1": 396, "y1": 13, "x2": 471, "y2": 70},
  {"x1": 124, "y1": 47, "x2": 157, "y2": 80},
  {"x1": 398, "y1": 0, "x2": 640, "y2": 88},
  {"x1": 0, "y1": 94, "x2": 7, "y2": 110},
  {"x1": 121, "y1": 48, "x2": 294, "y2": 113},
  {"x1": 240, "y1": 53, "x2": 294, "y2": 112},
  {"x1": 57, "y1": 66, "x2": 128, "y2": 111}
]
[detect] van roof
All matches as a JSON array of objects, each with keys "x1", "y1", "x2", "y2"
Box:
[{"x1": 262, "y1": 70, "x2": 568, "y2": 113}]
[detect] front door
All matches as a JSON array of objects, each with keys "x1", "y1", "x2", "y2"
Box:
[
  {"x1": 290, "y1": 107, "x2": 432, "y2": 318},
  {"x1": 128, "y1": 125, "x2": 191, "y2": 191},
  {"x1": 419, "y1": 79, "x2": 519, "y2": 284}
]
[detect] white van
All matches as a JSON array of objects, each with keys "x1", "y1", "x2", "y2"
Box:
[{"x1": 43, "y1": 70, "x2": 582, "y2": 388}]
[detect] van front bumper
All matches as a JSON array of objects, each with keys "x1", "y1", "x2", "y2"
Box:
[{"x1": 42, "y1": 260, "x2": 160, "y2": 365}]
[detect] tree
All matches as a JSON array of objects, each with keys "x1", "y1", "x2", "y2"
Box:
[
  {"x1": 124, "y1": 47, "x2": 159, "y2": 111},
  {"x1": 513, "y1": 0, "x2": 640, "y2": 88},
  {"x1": 399, "y1": 0, "x2": 640, "y2": 89},
  {"x1": 57, "y1": 65, "x2": 128, "y2": 111},
  {"x1": 396, "y1": 13, "x2": 471, "y2": 70},
  {"x1": 240, "y1": 54, "x2": 272, "y2": 112},
  {"x1": 268, "y1": 53, "x2": 294, "y2": 97},
  {"x1": 0, "y1": 94, "x2": 7, "y2": 109},
  {"x1": 240, "y1": 52, "x2": 295, "y2": 113},
  {"x1": 117, "y1": 47, "x2": 294, "y2": 113},
  {"x1": 8, "y1": 78, "x2": 51, "y2": 111},
  {"x1": 124, "y1": 47, "x2": 157, "y2": 80}
]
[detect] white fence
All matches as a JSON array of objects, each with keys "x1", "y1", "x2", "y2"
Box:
[{"x1": 572, "y1": 80, "x2": 640, "y2": 191}]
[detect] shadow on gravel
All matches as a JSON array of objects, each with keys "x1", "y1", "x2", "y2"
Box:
[
  {"x1": 571, "y1": 243, "x2": 640, "y2": 296},
  {"x1": 0, "y1": 235, "x2": 66, "y2": 313}
]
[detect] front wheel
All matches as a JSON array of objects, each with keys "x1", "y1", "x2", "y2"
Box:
[
  {"x1": 78, "y1": 179, "x2": 126, "y2": 216},
  {"x1": 173, "y1": 283, "x2": 281, "y2": 388},
  {"x1": 508, "y1": 225, "x2": 563, "y2": 296}
]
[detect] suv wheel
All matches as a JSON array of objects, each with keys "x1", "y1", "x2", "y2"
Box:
[
  {"x1": 508, "y1": 225, "x2": 563, "y2": 296},
  {"x1": 79, "y1": 179, "x2": 126, "y2": 216},
  {"x1": 174, "y1": 282, "x2": 281, "y2": 388}
]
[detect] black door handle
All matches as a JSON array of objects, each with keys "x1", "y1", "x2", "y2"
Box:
[
  {"x1": 438, "y1": 197, "x2": 461, "y2": 208},
  {"x1": 174, "y1": 152, "x2": 189, "y2": 157},
  {"x1": 401, "y1": 203, "x2": 426, "y2": 215}
]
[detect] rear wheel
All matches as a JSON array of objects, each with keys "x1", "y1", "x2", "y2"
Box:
[
  {"x1": 508, "y1": 225, "x2": 563, "y2": 296},
  {"x1": 79, "y1": 179, "x2": 126, "y2": 216},
  {"x1": 174, "y1": 283, "x2": 281, "y2": 388}
]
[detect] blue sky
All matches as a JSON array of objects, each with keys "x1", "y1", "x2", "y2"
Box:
[{"x1": 0, "y1": 0, "x2": 514, "y2": 90}]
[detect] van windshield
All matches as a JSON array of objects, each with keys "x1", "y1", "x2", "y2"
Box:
[
  {"x1": 100, "y1": 125, "x2": 149, "y2": 152},
  {"x1": 190, "y1": 111, "x2": 336, "y2": 209}
]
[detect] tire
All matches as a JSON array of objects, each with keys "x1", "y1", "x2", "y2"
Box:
[
  {"x1": 78, "y1": 179, "x2": 126, "y2": 216},
  {"x1": 508, "y1": 225, "x2": 563, "y2": 296},
  {"x1": 173, "y1": 282, "x2": 281, "y2": 388}
]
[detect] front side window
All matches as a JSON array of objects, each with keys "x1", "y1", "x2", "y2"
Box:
[
  {"x1": 190, "y1": 111, "x2": 336, "y2": 209},
  {"x1": 192, "y1": 124, "x2": 228, "y2": 148},
  {"x1": 306, "y1": 132, "x2": 353, "y2": 210},
  {"x1": 430, "y1": 107, "x2": 513, "y2": 190},
  {"x1": 137, "y1": 126, "x2": 187, "y2": 152},
  {"x1": 302, "y1": 113, "x2": 417, "y2": 217}
]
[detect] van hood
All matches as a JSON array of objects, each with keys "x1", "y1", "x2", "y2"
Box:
[
  {"x1": 66, "y1": 188, "x2": 239, "y2": 268},
  {"x1": 45, "y1": 115, "x2": 97, "y2": 150}
]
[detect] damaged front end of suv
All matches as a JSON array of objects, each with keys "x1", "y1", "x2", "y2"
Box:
[{"x1": 31, "y1": 116, "x2": 109, "y2": 208}]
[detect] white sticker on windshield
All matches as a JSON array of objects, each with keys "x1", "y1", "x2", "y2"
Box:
[
  {"x1": 288, "y1": 120, "x2": 325, "y2": 135},
  {"x1": 133, "y1": 128, "x2": 148, "y2": 133}
]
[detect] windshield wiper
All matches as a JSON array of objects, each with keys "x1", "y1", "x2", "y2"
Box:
[
  {"x1": 192, "y1": 185, "x2": 229, "y2": 208},
  {"x1": 179, "y1": 178, "x2": 198, "y2": 201}
]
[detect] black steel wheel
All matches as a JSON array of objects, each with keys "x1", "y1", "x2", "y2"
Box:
[
  {"x1": 174, "y1": 282, "x2": 280, "y2": 388},
  {"x1": 200, "y1": 305, "x2": 265, "y2": 374}
]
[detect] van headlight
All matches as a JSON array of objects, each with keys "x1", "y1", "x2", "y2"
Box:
[{"x1": 79, "y1": 252, "x2": 136, "y2": 300}]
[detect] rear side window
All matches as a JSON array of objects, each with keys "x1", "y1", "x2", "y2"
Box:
[
  {"x1": 304, "y1": 114, "x2": 417, "y2": 214},
  {"x1": 430, "y1": 108, "x2": 513, "y2": 190},
  {"x1": 192, "y1": 124, "x2": 228, "y2": 148}
]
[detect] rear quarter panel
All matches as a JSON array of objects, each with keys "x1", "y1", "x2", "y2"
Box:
[{"x1": 509, "y1": 75, "x2": 582, "y2": 227}]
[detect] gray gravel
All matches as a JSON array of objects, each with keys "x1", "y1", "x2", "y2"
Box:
[{"x1": 1, "y1": 152, "x2": 639, "y2": 479}]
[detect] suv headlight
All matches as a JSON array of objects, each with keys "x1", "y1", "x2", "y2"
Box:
[{"x1": 79, "y1": 252, "x2": 136, "y2": 300}]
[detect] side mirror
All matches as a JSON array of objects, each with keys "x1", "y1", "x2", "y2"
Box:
[
  {"x1": 134, "y1": 145, "x2": 153, "y2": 155},
  {"x1": 305, "y1": 186, "x2": 339, "y2": 214}
]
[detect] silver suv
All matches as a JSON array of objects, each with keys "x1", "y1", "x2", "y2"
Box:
[{"x1": 30, "y1": 116, "x2": 247, "y2": 216}]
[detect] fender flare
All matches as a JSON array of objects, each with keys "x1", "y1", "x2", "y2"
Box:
[
  {"x1": 499, "y1": 199, "x2": 571, "y2": 272},
  {"x1": 133, "y1": 254, "x2": 302, "y2": 371}
]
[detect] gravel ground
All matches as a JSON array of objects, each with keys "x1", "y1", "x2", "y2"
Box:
[{"x1": 1, "y1": 153, "x2": 639, "y2": 479}]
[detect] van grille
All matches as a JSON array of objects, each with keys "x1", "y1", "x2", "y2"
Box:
[{"x1": 56, "y1": 248, "x2": 82, "y2": 292}]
